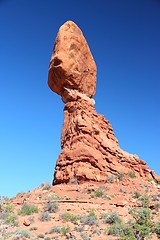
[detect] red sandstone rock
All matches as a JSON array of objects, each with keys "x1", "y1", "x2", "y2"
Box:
[
  {"x1": 48, "y1": 20, "x2": 158, "y2": 184},
  {"x1": 23, "y1": 219, "x2": 30, "y2": 226},
  {"x1": 48, "y1": 20, "x2": 96, "y2": 98}
]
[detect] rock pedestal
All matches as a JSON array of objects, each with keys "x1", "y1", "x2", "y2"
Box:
[{"x1": 48, "y1": 20, "x2": 158, "y2": 184}]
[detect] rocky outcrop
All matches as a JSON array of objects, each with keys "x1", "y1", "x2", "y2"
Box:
[
  {"x1": 48, "y1": 21, "x2": 96, "y2": 98},
  {"x1": 48, "y1": 20, "x2": 158, "y2": 184}
]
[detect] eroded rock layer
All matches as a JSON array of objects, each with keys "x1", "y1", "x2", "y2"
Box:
[{"x1": 48, "y1": 20, "x2": 158, "y2": 184}]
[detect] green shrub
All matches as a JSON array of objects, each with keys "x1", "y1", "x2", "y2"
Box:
[
  {"x1": 152, "y1": 222, "x2": 160, "y2": 238},
  {"x1": 37, "y1": 233, "x2": 45, "y2": 238},
  {"x1": 4, "y1": 213, "x2": 19, "y2": 226},
  {"x1": 3, "y1": 231, "x2": 14, "y2": 239},
  {"x1": 60, "y1": 211, "x2": 80, "y2": 224},
  {"x1": 92, "y1": 229, "x2": 101, "y2": 235},
  {"x1": 39, "y1": 211, "x2": 51, "y2": 221},
  {"x1": 53, "y1": 237, "x2": 59, "y2": 240},
  {"x1": 41, "y1": 182, "x2": 52, "y2": 190},
  {"x1": 15, "y1": 192, "x2": 25, "y2": 198},
  {"x1": 129, "y1": 207, "x2": 151, "y2": 226},
  {"x1": 80, "y1": 232, "x2": 90, "y2": 240},
  {"x1": 107, "y1": 222, "x2": 135, "y2": 239},
  {"x1": 106, "y1": 196, "x2": 158, "y2": 240},
  {"x1": 106, "y1": 175, "x2": 115, "y2": 183},
  {"x1": 69, "y1": 177, "x2": 78, "y2": 184},
  {"x1": 128, "y1": 171, "x2": 136, "y2": 178},
  {"x1": 74, "y1": 225, "x2": 84, "y2": 232},
  {"x1": 87, "y1": 209, "x2": 96, "y2": 217},
  {"x1": 95, "y1": 189, "x2": 103, "y2": 197},
  {"x1": 101, "y1": 212, "x2": 122, "y2": 224},
  {"x1": 61, "y1": 225, "x2": 70, "y2": 235},
  {"x1": 49, "y1": 226, "x2": 62, "y2": 234},
  {"x1": 152, "y1": 195, "x2": 159, "y2": 201},
  {"x1": 30, "y1": 226, "x2": 38, "y2": 230},
  {"x1": 80, "y1": 211, "x2": 98, "y2": 226},
  {"x1": 4, "y1": 203, "x2": 14, "y2": 212},
  {"x1": 47, "y1": 193, "x2": 62, "y2": 201},
  {"x1": 0, "y1": 202, "x2": 18, "y2": 226},
  {"x1": 117, "y1": 172, "x2": 124, "y2": 181},
  {"x1": 138, "y1": 195, "x2": 150, "y2": 208},
  {"x1": 44, "y1": 202, "x2": 59, "y2": 213},
  {"x1": 134, "y1": 191, "x2": 141, "y2": 199},
  {"x1": 12, "y1": 228, "x2": 33, "y2": 239},
  {"x1": 154, "y1": 203, "x2": 160, "y2": 211},
  {"x1": 18, "y1": 204, "x2": 38, "y2": 216}
]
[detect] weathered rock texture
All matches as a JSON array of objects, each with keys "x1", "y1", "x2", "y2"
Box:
[
  {"x1": 48, "y1": 20, "x2": 158, "y2": 184},
  {"x1": 48, "y1": 21, "x2": 96, "y2": 99}
]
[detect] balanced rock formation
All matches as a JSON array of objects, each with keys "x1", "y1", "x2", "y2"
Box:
[{"x1": 48, "y1": 20, "x2": 158, "y2": 184}]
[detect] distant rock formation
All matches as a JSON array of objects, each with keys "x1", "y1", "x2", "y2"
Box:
[{"x1": 48, "y1": 20, "x2": 158, "y2": 184}]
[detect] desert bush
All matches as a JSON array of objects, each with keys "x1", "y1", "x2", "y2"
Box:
[
  {"x1": 128, "y1": 171, "x2": 136, "y2": 178},
  {"x1": 39, "y1": 211, "x2": 51, "y2": 221},
  {"x1": 41, "y1": 182, "x2": 52, "y2": 190},
  {"x1": 134, "y1": 191, "x2": 141, "y2": 199},
  {"x1": 137, "y1": 195, "x2": 150, "y2": 208},
  {"x1": 117, "y1": 172, "x2": 124, "y2": 181},
  {"x1": 74, "y1": 225, "x2": 84, "y2": 232},
  {"x1": 106, "y1": 193, "x2": 160, "y2": 240},
  {"x1": 4, "y1": 213, "x2": 19, "y2": 226},
  {"x1": 49, "y1": 226, "x2": 62, "y2": 234},
  {"x1": 15, "y1": 192, "x2": 25, "y2": 198},
  {"x1": 69, "y1": 177, "x2": 78, "y2": 184},
  {"x1": 152, "y1": 195, "x2": 159, "y2": 201},
  {"x1": 101, "y1": 211, "x2": 122, "y2": 224},
  {"x1": 53, "y1": 236, "x2": 59, "y2": 240},
  {"x1": 3, "y1": 231, "x2": 14, "y2": 239},
  {"x1": 30, "y1": 226, "x2": 38, "y2": 230},
  {"x1": 106, "y1": 175, "x2": 115, "y2": 183},
  {"x1": 60, "y1": 211, "x2": 80, "y2": 224},
  {"x1": 44, "y1": 201, "x2": 59, "y2": 213},
  {"x1": 80, "y1": 210, "x2": 98, "y2": 226},
  {"x1": 18, "y1": 204, "x2": 38, "y2": 215},
  {"x1": 0, "y1": 201, "x2": 18, "y2": 226},
  {"x1": 95, "y1": 189, "x2": 103, "y2": 197},
  {"x1": 37, "y1": 233, "x2": 45, "y2": 238},
  {"x1": 154, "y1": 203, "x2": 160, "y2": 211},
  {"x1": 152, "y1": 222, "x2": 160, "y2": 238},
  {"x1": 107, "y1": 222, "x2": 134, "y2": 239},
  {"x1": 47, "y1": 193, "x2": 62, "y2": 201},
  {"x1": 107, "y1": 207, "x2": 153, "y2": 239},
  {"x1": 80, "y1": 232, "x2": 90, "y2": 240},
  {"x1": 12, "y1": 228, "x2": 33, "y2": 239},
  {"x1": 81, "y1": 215, "x2": 98, "y2": 226},
  {"x1": 92, "y1": 229, "x2": 102, "y2": 235},
  {"x1": 61, "y1": 225, "x2": 70, "y2": 235},
  {"x1": 129, "y1": 207, "x2": 151, "y2": 226}
]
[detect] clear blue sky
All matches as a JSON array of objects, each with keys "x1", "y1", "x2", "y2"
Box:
[{"x1": 0, "y1": 0, "x2": 160, "y2": 198}]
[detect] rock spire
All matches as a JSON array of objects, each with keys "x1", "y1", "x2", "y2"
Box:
[{"x1": 48, "y1": 20, "x2": 158, "y2": 184}]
